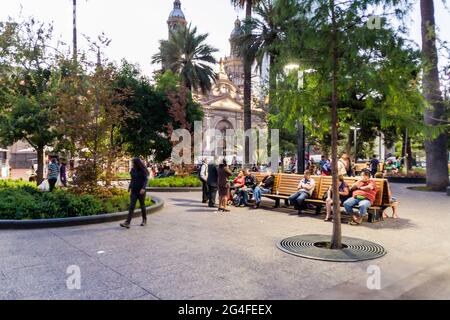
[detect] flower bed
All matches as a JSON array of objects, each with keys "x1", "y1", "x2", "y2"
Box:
[
  {"x1": 148, "y1": 175, "x2": 202, "y2": 188},
  {"x1": 0, "y1": 180, "x2": 152, "y2": 220}
]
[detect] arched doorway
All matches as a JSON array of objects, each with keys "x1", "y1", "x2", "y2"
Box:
[{"x1": 215, "y1": 120, "x2": 233, "y2": 157}]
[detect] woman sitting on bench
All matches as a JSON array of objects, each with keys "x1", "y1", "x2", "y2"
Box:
[
  {"x1": 324, "y1": 175, "x2": 350, "y2": 222},
  {"x1": 344, "y1": 170, "x2": 377, "y2": 225}
]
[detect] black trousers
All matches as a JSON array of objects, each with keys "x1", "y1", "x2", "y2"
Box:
[
  {"x1": 126, "y1": 191, "x2": 147, "y2": 224},
  {"x1": 48, "y1": 178, "x2": 57, "y2": 192},
  {"x1": 208, "y1": 185, "x2": 217, "y2": 207},
  {"x1": 201, "y1": 180, "x2": 209, "y2": 202}
]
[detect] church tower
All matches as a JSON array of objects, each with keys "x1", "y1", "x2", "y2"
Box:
[
  {"x1": 167, "y1": 0, "x2": 187, "y2": 37},
  {"x1": 224, "y1": 18, "x2": 245, "y2": 92}
]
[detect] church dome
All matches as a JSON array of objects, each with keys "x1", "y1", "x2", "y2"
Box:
[
  {"x1": 168, "y1": 0, "x2": 185, "y2": 20},
  {"x1": 230, "y1": 18, "x2": 243, "y2": 39}
]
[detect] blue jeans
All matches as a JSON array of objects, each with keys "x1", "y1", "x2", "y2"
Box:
[
  {"x1": 288, "y1": 191, "x2": 310, "y2": 210},
  {"x1": 253, "y1": 187, "x2": 271, "y2": 205},
  {"x1": 240, "y1": 188, "x2": 252, "y2": 205},
  {"x1": 344, "y1": 197, "x2": 372, "y2": 216}
]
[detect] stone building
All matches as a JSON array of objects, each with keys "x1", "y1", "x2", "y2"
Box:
[{"x1": 167, "y1": 1, "x2": 267, "y2": 163}]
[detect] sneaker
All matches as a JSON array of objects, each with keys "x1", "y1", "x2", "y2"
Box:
[
  {"x1": 120, "y1": 222, "x2": 130, "y2": 229},
  {"x1": 140, "y1": 220, "x2": 147, "y2": 226}
]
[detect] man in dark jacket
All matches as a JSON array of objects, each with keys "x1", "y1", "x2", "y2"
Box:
[
  {"x1": 199, "y1": 158, "x2": 209, "y2": 203},
  {"x1": 207, "y1": 159, "x2": 219, "y2": 207},
  {"x1": 252, "y1": 170, "x2": 275, "y2": 208}
]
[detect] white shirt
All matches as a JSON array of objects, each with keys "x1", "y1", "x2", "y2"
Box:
[{"x1": 299, "y1": 177, "x2": 315, "y2": 196}]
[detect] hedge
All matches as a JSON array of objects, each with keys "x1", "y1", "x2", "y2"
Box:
[
  {"x1": 0, "y1": 180, "x2": 152, "y2": 220},
  {"x1": 148, "y1": 175, "x2": 202, "y2": 188}
]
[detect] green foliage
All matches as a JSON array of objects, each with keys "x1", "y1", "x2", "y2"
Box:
[
  {"x1": 116, "y1": 61, "x2": 203, "y2": 161},
  {"x1": 0, "y1": 180, "x2": 153, "y2": 220},
  {"x1": 148, "y1": 175, "x2": 202, "y2": 188},
  {"x1": 152, "y1": 24, "x2": 218, "y2": 94}
]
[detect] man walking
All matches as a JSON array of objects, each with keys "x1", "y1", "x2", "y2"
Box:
[
  {"x1": 207, "y1": 158, "x2": 218, "y2": 208},
  {"x1": 199, "y1": 158, "x2": 209, "y2": 203}
]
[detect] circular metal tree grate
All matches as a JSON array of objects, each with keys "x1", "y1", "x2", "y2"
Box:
[{"x1": 277, "y1": 234, "x2": 386, "y2": 262}]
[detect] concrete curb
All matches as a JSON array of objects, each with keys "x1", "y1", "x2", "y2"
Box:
[
  {"x1": 0, "y1": 196, "x2": 164, "y2": 230},
  {"x1": 146, "y1": 187, "x2": 202, "y2": 192}
]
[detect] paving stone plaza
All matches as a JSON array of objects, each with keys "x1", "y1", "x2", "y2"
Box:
[{"x1": 1, "y1": 183, "x2": 449, "y2": 300}]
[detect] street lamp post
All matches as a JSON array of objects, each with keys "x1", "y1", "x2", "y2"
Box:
[
  {"x1": 284, "y1": 63, "x2": 306, "y2": 174},
  {"x1": 350, "y1": 126, "x2": 361, "y2": 161}
]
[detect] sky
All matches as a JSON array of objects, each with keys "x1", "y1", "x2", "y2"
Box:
[{"x1": 1, "y1": 0, "x2": 450, "y2": 77}]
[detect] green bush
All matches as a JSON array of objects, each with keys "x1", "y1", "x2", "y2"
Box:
[
  {"x1": 148, "y1": 175, "x2": 201, "y2": 188},
  {"x1": 0, "y1": 180, "x2": 154, "y2": 220}
]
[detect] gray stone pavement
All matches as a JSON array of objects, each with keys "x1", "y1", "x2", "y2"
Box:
[{"x1": 0, "y1": 183, "x2": 449, "y2": 300}]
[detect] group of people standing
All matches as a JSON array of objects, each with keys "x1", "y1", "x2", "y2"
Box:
[{"x1": 199, "y1": 158, "x2": 276, "y2": 212}]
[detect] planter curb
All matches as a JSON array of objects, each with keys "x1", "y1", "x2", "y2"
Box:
[
  {"x1": 146, "y1": 187, "x2": 202, "y2": 192},
  {"x1": 387, "y1": 177, "x2": 426, "y2": 184},
  {"x1": 0, "y1": 196, "x2": 164, "y2": 230}
]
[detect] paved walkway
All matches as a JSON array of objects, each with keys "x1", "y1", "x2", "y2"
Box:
[{"x1": 1, "y1": 184, "x2": 450, "y2": 300}]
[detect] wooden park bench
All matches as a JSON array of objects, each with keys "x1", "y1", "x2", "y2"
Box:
[{"x1": 250, "y1": 172, "x2": 392, "y2": 223}]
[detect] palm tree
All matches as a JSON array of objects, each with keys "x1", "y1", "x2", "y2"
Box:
[
  {"x1": 230, "y1": 0, "x2": 262, "y2": 166},
  {"x1": 420, "y1": 0, "x2": 449, "y2": 191},
  {"x1": 73, "y1": 0, "x2": 77, "y2": 60},
  {"x1": 236, "y1": 0, "x2": 295, "y2": 104},
  {"x1": 152, "y1": 24, "x2": 218, "y2": 94}
]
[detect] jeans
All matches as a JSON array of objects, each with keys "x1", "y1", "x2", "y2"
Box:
[
  {"x1": 288, "y1": 191, "x2": 310, "y2": 210},
  {"x1": 253, "y1": 187, "x2": 271, "y2": 205},
  {"x1": 344, "y1": 197, "x2": 371, "y2": 216},
  {"x1": 240, "y1": 188, "x2": 253, "y2": 205},
  {"x1": 126, "y1": 191, "x2": 147, "y2": 224}
]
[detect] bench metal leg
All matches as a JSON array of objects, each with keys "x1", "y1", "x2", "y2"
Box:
[
  {"x1": 315, "y1": 205, "x2": 323, "y2": 215},
  {"x1": 275, "y1": 199, "x2": 280, "y2": 208},
  {"x1": 284, "y1": 199, "x2": 289, "y2": 207}
]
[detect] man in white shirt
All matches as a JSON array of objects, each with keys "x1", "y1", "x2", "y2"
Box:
[
  {"x1": 288, "y1": 170, "x2": 316, "y2": 214},
  {"x1": 199, "y1": 158, "x2": 209, "y2": 203}
]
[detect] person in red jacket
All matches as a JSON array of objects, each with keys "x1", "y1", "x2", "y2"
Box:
[{"x1": 344, "y1": 170, "x2": 377, "y2": 225}]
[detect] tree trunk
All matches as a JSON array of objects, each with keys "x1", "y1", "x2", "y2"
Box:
[
  {"x1": 243, "y1": 0, "x2": 253, "y2": 167},
  {"x1": 402, "y1": 130, "x2": 413, "y2": 172},
  {"x1": 420, "y1": 0, "x2": 449, "y2": 190},
  {"x1": 73, "y1": 0, "x2": 77, "y2": 61},
  {"x1": 36, "y1": 146, "x2": 45, "y2": 186},
  {"x1": 330, "y1": 0, "x2": 342, "y2": 250}
]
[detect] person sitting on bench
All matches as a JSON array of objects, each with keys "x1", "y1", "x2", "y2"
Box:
[
  {"x1": 324, "y1": 175, "x2": 350, "y2": 222},
  {"x1": 344, "y1": 170, "x2": 377, "y2": 225},
  {"x1": 288, "y1": 170, "x2": 315, "y2": 214},
  {"x1": 252, "y1": 169, "x2": 275, "y2": 209},
  {"x1": 239, "y1": 169, "x2": 256, "y2": 206}
]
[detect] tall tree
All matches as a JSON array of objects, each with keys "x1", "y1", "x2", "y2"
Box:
[
  {"x1": 420, "y1": 0, "x2": 449, "y2": 191},
  {"x1": 230, "y1": 0, "x2": 262, "y2": 166},
  {"x1": 0, "y1": 18, "x2": 58, "y2": 185},
  {"x1": 272, "y1": 0, "x2": 418, "y2": 248},
  {"x1": 152, "y1": 24, "x2": 218, "y2": 94}
]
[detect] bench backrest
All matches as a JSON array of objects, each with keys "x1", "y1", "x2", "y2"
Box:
[
  {"x1": 318, "y1": 176, "x2": 332, "y2": 199},
  {"x1": 276, "y1": 173, "x2": 302, "y2": 196},
  {"x1": 275, "y1": 174, "x2": 321, "y2": 198},
  {"x1": 253, "y1": 172, "x2": 268, "y2": 184}
]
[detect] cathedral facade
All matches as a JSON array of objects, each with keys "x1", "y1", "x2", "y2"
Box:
[{"x1": 167, "y1": 1, "x2": 267, "y2": 163}]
